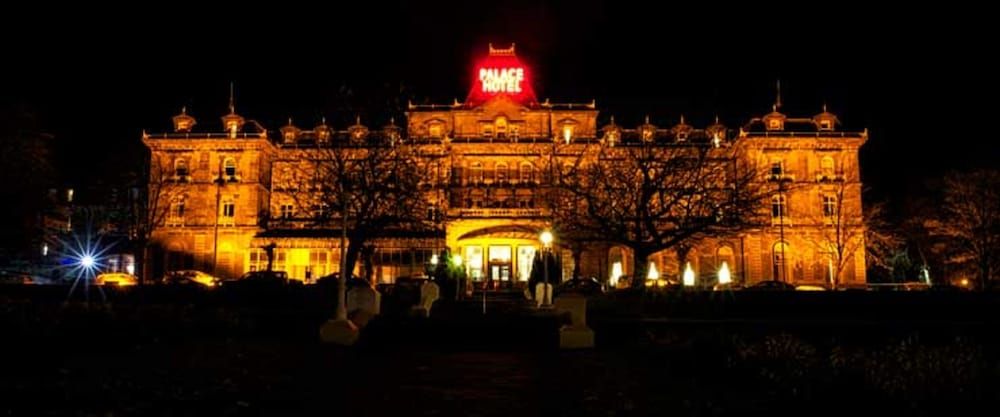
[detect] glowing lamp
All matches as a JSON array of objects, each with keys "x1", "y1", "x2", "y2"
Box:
[
  {"x1": 540, "y1": 230, "x2": 554, "y2": 248},
  {"x1": 610, "y1": 262, "x2": 623, "y2": 288},
  {"x1": 683, "y1": 262, "x2": 696, "y2": 287},
  {"x1": 718, "y1": 261, "x2": 731, "y2": 285},
  {"x1": 646, "y1": 262, "x2": 659, "y2": 281},
  {"x1": 452, "y1": 254, "x2": 463, "y2": 266},
  {"x1": 80, "y1": 255, "x2": 95, "y2": 269},
  {"x1": 430, "y1": 254, "x2": 439, "y2": 265}
]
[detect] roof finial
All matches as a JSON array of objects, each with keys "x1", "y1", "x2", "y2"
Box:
[
  {"x1": 321, "y1": 116, "x2": 327, "y2": 125},
  {"x1": 645, "y1": 115, "x2": 650, "y2": 124},
  {"x1": 775, "y1": 79, "x2": 782, "y2": 110},
  {"x1": 390, "y1": 116, "x2": 395, "y2": 125},
  {"x1": 228, "y1": 82, "x2": 236, "y2": 113},
  {"x1": 772, "y1": 104, "x2": 777, "y2": 112},
  {"x1": 356, "y1": 115, "x2": 361, "y2": 125},
  {"x1": 181, "y1": 106, "x2": 187, "y2": 115},
  {"x1": 287, "y1": 117, "x2": 293, "y2": 125},
  {"x1": 823, "y1": 102, "x2": 828, "y2": 113},
  {"x1": 610, "y1": 115, "x2": 616, "y2": 124},
  {"x1": 715, "y1": 115, "x2": 720, "y2": 124},
  {"x1": 680, "y1": 114, "x2": 685, "y2": 125}
]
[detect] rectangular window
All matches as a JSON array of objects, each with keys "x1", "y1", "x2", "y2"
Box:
[
  {"x1": 770, "y1": 160, "x2": 783, "y2": 177},
  {"x1": 822, "y1": 195, "x2": 836, "y2": 218},
  {"x1": 280, "y1": 204, "x2": 294, "y2": 219}
]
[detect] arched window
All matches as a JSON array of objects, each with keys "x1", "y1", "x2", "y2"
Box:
[
  {"x1": 495, "y1": 163, "x2": 508, "y2": 184},
  {"x1": 820, "y1": 156, "x2": 835, "y2": 177},
  {"x1": 520, "y1": 163, "x2": 534, "y2": 184},
  {"x1": 771, "y1": 195, "x2": 786, "y2": 219},
  {"x1": 495, "y1": 117, "x2": 508, "y2": 139},
  {"x1": 470, "y1": 162, "x2": 483, "y2": 185},
  {"x1": 174, "y1": 159, "x2": 189, "y2": 178},
  {"x1": 772, "y1": 241, "x2": 790, "y2": 281},
  {"x1": 224, "y1": 158, "x2": 237, "y2": 178}
]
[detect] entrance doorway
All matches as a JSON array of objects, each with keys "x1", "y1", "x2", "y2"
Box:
[{"x1": 487, "y1": 245, "x2": 512, "y2": 290}]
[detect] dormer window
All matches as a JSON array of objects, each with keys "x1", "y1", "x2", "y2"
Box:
[
  {"x1": 511, "y1": 126, "x2": 520, "y2": 141},
  {"x1": 428, "y1": 123, "x2": 443, "y2": 138},
  {"x1": 495, "y1": 117, "x2": 508, "y2": 139},
  {"x1": 768, "y1": 118, "x2": 782, "y2": 130},
  {"x1": 562, "y1": 125, "x2": 574, "y2": 144},
  {"x1": 819, "y1": 120, "x2": 832, "y2": 130},
  {"x1": 483, "y1": 125, "x2": 493, "y2": 139}
]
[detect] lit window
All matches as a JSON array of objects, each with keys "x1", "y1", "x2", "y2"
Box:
[
  {"x1": 822, "y1": 195, "x2": 836, "y2": 218},
  {"x1": 562, "y1": 125, "x2": 574, "y2": 143},
  {"x1": 428, "y1": 124, "x2": 442, "y2": 138},
  {"x1": 771, "y1": 195, "x2": 786, "y2": 219},
  {"x1": 820, "y1": 120, "x2": 832, "y2": 130},
  {"x1": 768, "y1": 119, "x2": 782, "y2": 130}
]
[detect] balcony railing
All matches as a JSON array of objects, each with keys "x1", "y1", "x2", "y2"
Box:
[{"x1": 449, "y1": 208, "x2": 545, "y2": 218}]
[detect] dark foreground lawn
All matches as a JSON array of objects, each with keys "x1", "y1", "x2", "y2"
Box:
[{"x1": 2, "y1": 286, "x2": 998, "y2": 416}]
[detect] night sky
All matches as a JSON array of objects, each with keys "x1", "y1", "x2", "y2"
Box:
[{"x1": 4, "y1": 3, "x2": 996, "y2": 205}]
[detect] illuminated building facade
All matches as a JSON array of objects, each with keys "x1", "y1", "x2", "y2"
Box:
[{"x1": 143, "y1": 44, "x2": 867, "y2": 287}]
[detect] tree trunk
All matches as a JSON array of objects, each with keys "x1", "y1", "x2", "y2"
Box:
[
  {"x1": 630, "y1": 248, "x2": 651, "y2": 289},
  {"x1": 135, "y1": 241, "x2": 147, "y2": 286},
  {"x1": 571, "y1": 245, "x2": 583, "y2": 280}
]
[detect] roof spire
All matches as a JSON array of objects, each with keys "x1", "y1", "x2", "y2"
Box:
[
  {"x1": 228, "y1": 82, "x2": 235, "y2": 113},
  {"x1": 775, "y1": 79, "x2": 782, "y2": 109}
]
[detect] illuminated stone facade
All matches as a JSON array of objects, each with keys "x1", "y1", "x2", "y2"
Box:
[{"x1": 142, "y1": 45, "x2": 867, "y2": 287}]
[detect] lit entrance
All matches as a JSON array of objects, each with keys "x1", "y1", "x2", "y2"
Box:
[{"x1": 488, "y1": 245, "x2": 512, "y2": 289}]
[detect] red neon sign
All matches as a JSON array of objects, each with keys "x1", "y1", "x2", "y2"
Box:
[{"x1": 466, "y1": 44, "x2": 537, "y2": 107}]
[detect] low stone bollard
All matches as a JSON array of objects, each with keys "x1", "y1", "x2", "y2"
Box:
[
  {"x1": 346, "y1": 285, "x2": 381, "y2": 327},
  {"x1": 553, "y1": 294, "x2": 594, "y2": 349},
  {"x1": 411, "y1": 281, "x2": 440, "y2": 318},
  {"x1": 534, "y1": 282, "x2": 553, "y2": 308}
]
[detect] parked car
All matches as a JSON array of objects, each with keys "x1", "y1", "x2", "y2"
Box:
[
  {"x1": 229, "y1": 270, "x2": 289, "y2": 286},
  {"x1": 95, "y1": 272, "x2": 138, "y2": 286},
  {"x1": 164, "y1": 270, "x2": 221, "y2": 287},
  {"x1": 556, "y1": 276, "x2": 606, "y2": 296},
  {"x1": 0, "y1": 271, "x2": 34, "y2": 285},
  {"x1": 744, "y1": 280, "x2": 795, "y2": 291}
]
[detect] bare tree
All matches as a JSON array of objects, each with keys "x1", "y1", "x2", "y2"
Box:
[
  {"x1": 128, "y1": 153, "x2": 183, "y2": 284},
  {"x1": 801, "y1": 179, "x2": 899, "y2": 288},
  {"x1": 550, "y1": 141, "x2": 766, "y2": 288},
  {"x1": 280, "y1": 131, "x2": 430, "y2": 318},
  {"x1": 925, "y1": 170, "x2": 1000, "y2": 289}
]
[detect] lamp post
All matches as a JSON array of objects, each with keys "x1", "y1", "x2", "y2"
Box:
[{"x1": 540, "y1": 230, "x2": 554, "y2": 307}]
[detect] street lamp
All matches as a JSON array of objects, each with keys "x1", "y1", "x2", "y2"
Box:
[{"x1": 540, "y1": 230, "x2": 554, "y2": 307}]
